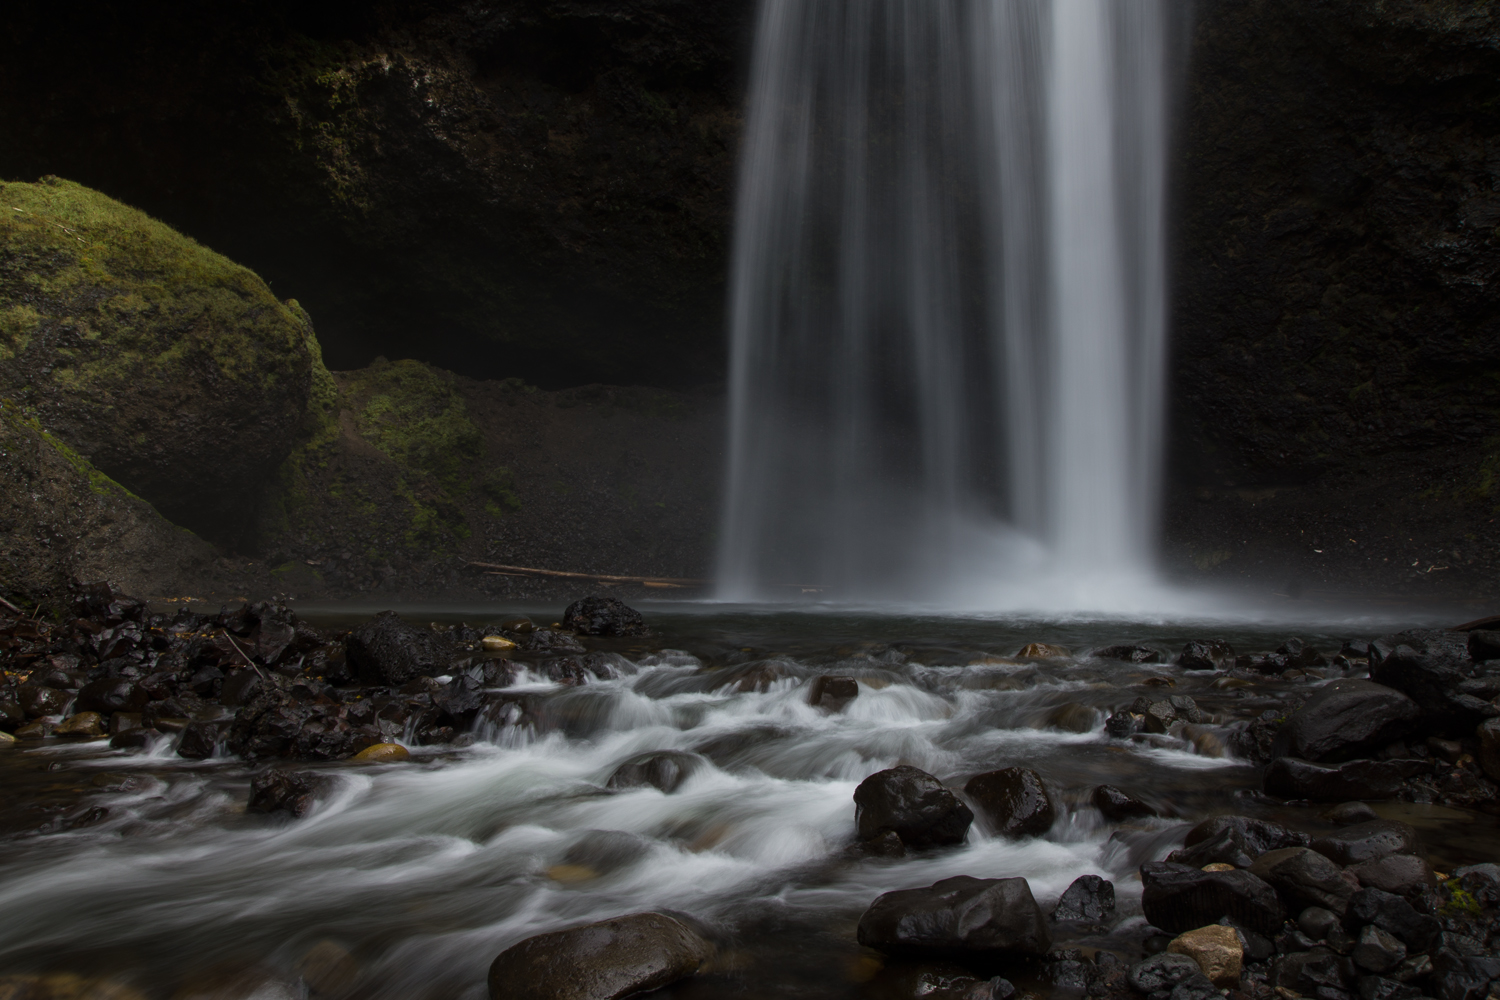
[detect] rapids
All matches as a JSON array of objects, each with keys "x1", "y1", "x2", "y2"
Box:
[{"x1": 0, "y1": 606, "x2": 1493, "y2": 1000}]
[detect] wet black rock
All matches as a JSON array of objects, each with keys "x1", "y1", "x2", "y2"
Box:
[
  {"x1": 1092, "y1": 784, "x2": 1155, "y2": 821},
  {"x1": 1140, "y1": 861, "x2": 1286, "y2": 937},
  {"x1": 1179, "y1": 639, "x2": 1234, "y2": 671},
  {"x1": 1342, "y1": 889, "x2": 1440, "y2": 952},
  {"x1": 856, "y1": 875, "x2": 1051, "y2": 960},
  {"x1": 1349, "y1": 854, "x2": 1435, "y2": 899},
  {"x1": 76, "y1": 677, "x2": 146, "y2": 715},
  {"x1": 1169, "y1": 815, "x2": 1310, "y2": 869},
  {"x1": 1275, "y1": 948, "x2": 1352, "y2": 999},
  {"x1": 606, "y1": 751, "x2": 703, "y2": 794},
  {"x1": 248, "y1": 770, "x2": 331, "y2": 818},
  {"x1": 963, "y1": 767, "x2": 1057, "y2": 838},
  {"x1": 1351, "y1": 925, "x2": 1408, "y2": 975},
  {"x1": 1324, "y1": 802, "x2": 1381, "y2": 826},
  {"x1": 1370, "y1": 630, "x2": 1497, "y2": 737},
  {"x1": 1263, "y1": 757, "x2": 1420, "y2": 802},
  {"x1": 18, "y1": 684, "x2": 69, "y2": 718},
  {"x1": 1105, "y1": 712, "x2": 1145, "y2": 738},
  {"x1": 854, "y1": 766, "x2": 973, "y2": 848},
  {"x1": 176, "y1": 721, "x2": 220, "y2": 760},
  {"x1": 1248, "y1": 847, "x2": 1359, "y2": 915},
  {"x1": 562, "y1": 596, "x2": 649, "y2": 638},
  {"x1": 487, "y1": 911, "x2": 712, "y2": 1000},
  {"x1": 1466, "y1": 630, "x2": 1500, "y2": 663},
  {"x1": 1299, "y1": 906, "x2": 1341, "y2": 940},
  {"x1": 1278, "y1": 638, "x2": 1329, "y2": 668},
  {"x1": 1311, "y1": 820, "x2": 1419, "y2": 867},
  {"x1": 1271, "y1": 680, "x2": 1422, "y2": 763},
  {"x1": 809, "y1": 675, "x2": 858, "y2": 712},
  {"x1": 108, "y1": 727, "x2": 160, "y2": 749},
  {"x1": 1051, "y1": 874, "x2": 1115, "y2": 923},
  {"x1": 1452, "y1": 862, "x2": 1500, "y2": 907},
  {"x1": 1170, "y1": 974, "x2": 1222, "y2": 1000},
  {"x1": 1091, "y1": 644, "x2": 1163, "y2": 664},
  {"x1": 346, "y1": 611, "x2": 457, "y2": 686},
  {"x1": 1127, "y1": 952, "x2": 1203, "y2": 993},
  {"x1": 1429, "y1": 950, "x2": 1500, "y2": 1000},
  {"x1": 522, "y1": 630, "x2": 588, "y2": 654},
  {"x1": 1358, "y1": 975, "x2": 1422, "y2": 1000}
]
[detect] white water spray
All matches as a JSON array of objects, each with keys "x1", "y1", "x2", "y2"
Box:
[{"x1": 718, "y1": 0, "x2": 1174, "y2": 605}]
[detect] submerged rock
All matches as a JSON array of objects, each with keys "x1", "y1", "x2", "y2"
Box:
[
  {"x1": 963, "y1": 767, "x2": 1056, "y2": 838},
  {"x1": 1090, "y1": 644, "x2": 1163, "y2": 664},
  {"x1": 606, "y1": 751, "x2": 703, "y2": 794},
  {"x1": 856, "y1": 876, "x2": 1051, "y2": 960},
  {"x1": 248, "y1": 770, "x2": 330, "y2": 817},
  {"x1": 1045, "y1": 702, "x2": 1096, "y2": 733},
  {"x1": 1178, "y1": 640, "x2": 1234, "y2": 671},
  {"x1": 562, "y1": 596, "x2": 649, "y2": 637},
  {"x1": 854, "y1": 766, "x2": 973, "y2": 848},
  {"x1": 487, "y1": 912, "x2": 711, "y2": 1000},
  {"x1": 809, "y1": 675, "x2": 859, "y2": 712},
  {"x1": 1093, "y1": 784, "x2": 1155, "y2": 821}
]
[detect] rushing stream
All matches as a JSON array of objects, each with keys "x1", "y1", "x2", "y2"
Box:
[{"x1": 1, "y1": 603, "x2": 1495, "y2": 1000}]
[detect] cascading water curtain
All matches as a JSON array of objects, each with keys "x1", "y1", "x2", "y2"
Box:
[{"x1": 717, "y1": 0, "x2": 1174, "y2": 604}]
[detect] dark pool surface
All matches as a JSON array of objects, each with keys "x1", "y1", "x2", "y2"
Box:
[{"x1": 0, "y1": 602, "x2": 1494, "y2": 1000}]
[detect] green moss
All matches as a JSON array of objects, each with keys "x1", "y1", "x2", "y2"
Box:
[
  {"x1": 346, "y1": 359, "x2": 482, "y2": 490},
  {"x1": 1441, "y1": 885, "x2": 1483, "y2": 918},
  {"x1": 0, "y1": 399, "x2": 142, "y2": 502},
  {"x1": 0, "y1": 176, "x2": 306, "y2": 390}
]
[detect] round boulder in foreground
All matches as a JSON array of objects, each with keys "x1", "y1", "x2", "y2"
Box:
[
  {"x1": 853, "y1": 765, "x2": 973, "y2": 848},
  {"x1": 487, "y1": 912, "x2": 711, "y2": 1000}
]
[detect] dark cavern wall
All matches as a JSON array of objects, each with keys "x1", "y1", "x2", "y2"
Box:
[{"x1": 4, "y1": 0, "x2": 1500, "y2": 600}]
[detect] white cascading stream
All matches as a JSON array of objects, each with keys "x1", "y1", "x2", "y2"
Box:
[{"x1": 717, "y1": 0, "x2": 1173, "y2": 607}]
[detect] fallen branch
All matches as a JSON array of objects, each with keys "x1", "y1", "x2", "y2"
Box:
[
  {"x1": 466, "y1": 561, "x2": 707, "y2": 587},
  {"x1": 0, "y1": 593, "x2": 22, "y2": 615},
  {"x1": 221, "y1": 630, "x2": 269, "y2": 682}
]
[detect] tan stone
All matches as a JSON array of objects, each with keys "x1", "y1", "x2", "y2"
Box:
[
  {"x1": 56, "y1": 711, "x2": 106, "y2": 737},
  {"x1": 1016, "y1": 642, "x2": 1071, "y2": 659},
  {"x1": 1168, "y1": 924, "x2": 1243, "y2": 988},
  {"x1": 1202, "y1": 863, "x2": 1237, "y2": 872},
  {"x1": 297, "y1": 940, "x2": 358, "y2": 995},
  {"x1": 352, "y1": 742, "x2": 410, "y2": 763},
  {"x1": 0, "y1": 730, "x2": 14, "y2": 747},
  {"x1": 14, "y1": 719, "x2": 51, "y2": 738},
  {"x1": 481, "y1": 635, "x2": 517, "y2": 652}
]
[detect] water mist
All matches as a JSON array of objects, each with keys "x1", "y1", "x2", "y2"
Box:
[{"x1": 717, "y1": 0, "x2": 1174, "y2": 608}]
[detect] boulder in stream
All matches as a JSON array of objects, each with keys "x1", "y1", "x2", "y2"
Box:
[
  {"x1": 1092, "y1": 784, "x2": 1155, "y2": 821},
  {"x1": 1270, "y1": 680, "x2": 1421, "y2": 763},
  {"x1": 963, "y1": 767, "x2": 1056, "y2": 838},
  {"x1": 487, "y1": 912, "x2": 711, "y2": 1000},
  {"x1": 1051, "y1": 874, "x2": 1115, "y2": 923},
  {"x1": 808, "y1": 675, "x2": 858, "y2": 712},
  {"x1": 854, "y1": 765, "x2": 973, "y2": 848},
  {"x1": 1168, "y1": 815, "x2": 1309, "y2": 869},
  {"x1": 346, "y1": 611, "x2": 457, "y2": 685},
  {"x1": 606, "y1": 751, "x2": 703, "y2": 794},
  {"x1": 562, "y1": 596, "x2": 650, "y2": 637},
  {"x1": 1140, "y1": 862, "x2": 1285, "y2": 937},
  {"x1": 856, "y1": 875, "x2": 1051, "y2": 961},
  {"x1": 1178, "y1": 640, "x2": 1234, "y2": 671}
]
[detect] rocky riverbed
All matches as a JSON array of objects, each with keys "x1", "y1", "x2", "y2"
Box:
[{"x1": 0, "y1": 589, "x2": 1496, "y2": 1000}]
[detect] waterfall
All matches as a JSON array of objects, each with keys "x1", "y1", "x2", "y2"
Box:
[{"x1": 717, "y1": 0, "x2": 1174, "y2": 606}]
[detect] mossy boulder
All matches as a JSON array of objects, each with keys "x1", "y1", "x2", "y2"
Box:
[
  {"x1": 0, "y1": 176, "x2": 319, "y2": 543},
  {"x1": 0, "y1": 400, "x2": 215, "y2": 608}
]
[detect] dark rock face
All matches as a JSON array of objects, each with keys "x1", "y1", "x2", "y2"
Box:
[
  {"x1": 346, "y1": 611, "x2": 458, "y2": 686},
  {"x1": 1169, "y1": 815, "x2": 1310, "y2": 869},
  {"x1": 1051, "y1": 875, "x2": 1116, "y2": 923},
  {"x1": 1140, "y1": 861, "x2": 1286, "y2": 937},
  {"x1": 486, "y1": 912, "x2": 712, "y2": 1000},
  {"x1": 1248, "y1": 846, "x2": 1359, "y2": 914},
  {"x1": 1350, "y1": 854, "x2": 1435, "y2": 898},
  {"x1": 856, "y1": 876, "x2": 1051, "y2": 960},
  {"x1": 1090, "y1": 644, "x2": 1163, "y2": 664},
  {"x1": 1370, "y1": 632, "x2": 1498, "y2": 736},
  {"x1": 1168, "y1": 0, "x2": 1500, "y2": 597},
  {"x1": 606, "y1": 751, "x2": 702, "y2": 794},
  {"x1": 1271, "y1": 680, "x2": 1421, "y2": 763},
  {"x1": 0, "y1": 3, "x2": 752, "y2": 389},
  {"x1": 1311, "y1": 820, "x2": 1419, "y2": 866},
  {"x1": 562, "y1": 596, "x2": 649, "y2": 637},
  {"x1": 963, "y1": 768, "x2": 1057, "y2": 838},
  {"x1": 1092, "y1": 784, "x2": 1155, "y2": 821},
  {"x1": 1263, "y1": 757, "x2": 1418, "y2": 801},
  {"x1": 854, "y1": 766, "x2": 973, "y2": 848}
]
